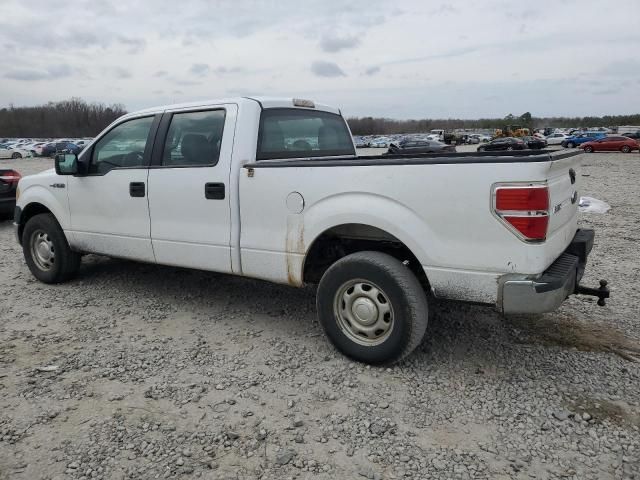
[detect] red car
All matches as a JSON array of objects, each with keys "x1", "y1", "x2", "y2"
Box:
[{"x1": 580, "y1": 136, "x2": 639, "y2": 153}]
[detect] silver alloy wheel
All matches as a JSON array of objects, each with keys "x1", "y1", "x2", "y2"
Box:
[
  {"x1": 333, "y1": 279, "x2": 394, "y2": 346},
  {"x1": 30, "y1": 229, "x2": 55, "y2": 271}
]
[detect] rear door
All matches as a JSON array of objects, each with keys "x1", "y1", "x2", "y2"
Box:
[{"x1": 147, "y1": 104, "x2": 237, "y2": 272}]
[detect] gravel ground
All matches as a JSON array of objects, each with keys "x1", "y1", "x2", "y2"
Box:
[{"x1": 0, "y1": 152, "x2": 639, "y2": 480}]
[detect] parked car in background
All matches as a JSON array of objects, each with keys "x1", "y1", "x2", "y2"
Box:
[
  {"x1": 616, "y1": 126, "x2": 640, "y2": 136},
  {"x1": 580, "y1": 136, "x2": 639, "y2": 153},
  {"x1": 619, "y1": 130, "x2": 640, "y2": 141},
  {"x1": 41, "y1": 142, "x2": 82, "y2": 157},
  {"x1": 353, "y1": 136, "x2": 369, "y2": 148},
  {"x1": 370, "y1": 137, "x2": 392, "y2": 148},
  {"x1": 477, "y1": 137, "x2": 526, "y2": 152},
  {"x1": 0, "y1": 169, "x2": 21, "y2": 218},
  {"x1": 387, "y1": 139, "x2": 456, "y2": 154},
  {"x1": 0, "y1": 145, "x2": 30, "y2": 159},
  {"x1": 470, "y1": 133, "x2": 491, "y2": 143},
  {"x1": 545, "y1": 133, "x2": 569, "y2": 145},
  {"x1": 561, "y1": 132, "x2": 606, "y2": 148},
  {"x1": 522, "y1": 136, "x2": 547, "y2": 149}
]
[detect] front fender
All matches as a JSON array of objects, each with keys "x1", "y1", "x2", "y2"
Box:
[{"x1": 18, "y1": 183, "x2": 70, "y2": 229}]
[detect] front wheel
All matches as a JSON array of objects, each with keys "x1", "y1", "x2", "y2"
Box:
[
  {"x1": 22, "y1": 213, "x2": 81, "y2": 283},
  {"x1": 567, "y1": 142, "x2": 575, "y2": 148},
  {"x1": 621, "y1": 145, "x2": 631, "y2": 153},
  {"x1": 11, "y1": 152, "x2": 22, "y2": 159},
  {"x1": 584, "y1": 146, "x2": 594, "y2": 153},
  {"x1": 317, "y1": 251, "x2": 428, "y2": 365},
  {"x1": 506, "y1": 146, "x2": 514, "y2": 151}
]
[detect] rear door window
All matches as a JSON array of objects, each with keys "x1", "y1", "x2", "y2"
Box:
[
  {"x1": 162, "y1": 110, "x2": 226, "y2": 167},
  {"x1": 257, "y1": 109, "x2": 355, "y2": 160}
]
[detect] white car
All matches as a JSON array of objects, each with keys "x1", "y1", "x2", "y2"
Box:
[
  {"x1": 14, "y1": 96, "x2": 607, "y2": 364},
  {"x1": 545, "y1": 133, "x2": 569, "y2": 145},
  {"x1": 0, "y1": 145, "x2": 30, "y2": 159},
  {"x1": 369, "y1": 137, "x2": 391, "y2": 148}
]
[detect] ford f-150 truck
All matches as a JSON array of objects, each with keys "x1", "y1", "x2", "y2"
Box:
[{"x1": 14, "y1": 97, "x2": 609, "y2": 364}]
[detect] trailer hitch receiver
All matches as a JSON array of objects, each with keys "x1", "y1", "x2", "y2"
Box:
[{"x1": 576, "y1": 279, "x2": 610, "y2": 306}]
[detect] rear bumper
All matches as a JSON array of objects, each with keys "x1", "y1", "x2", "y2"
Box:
[{"x1": 500, "y1": 229, "x2": 597, "y2": 314}]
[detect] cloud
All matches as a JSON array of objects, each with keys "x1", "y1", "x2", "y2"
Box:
[
  {"x1": 47, "y1": 64, "x2": 73, "y2": 78},
  {"x1": 190, "y1": 63, "x2": 210, "y2": 76},
  {"x1": 154, "y1": 70, "x2": 168, "y2": 77},
  {"x1": 319, "y1": 34, "x2": 360, "y2": 53},
  {"x1": 364, "y1": 66, "x2": 380, "y2": 76},
  {"x1": 4, "y1": 64, "x2": 74, "y2": 81},
  {"x1": 429, "y1": 4, "x2": 458, "y2": 15},
  {"x1": 213, "y1": 66, "x2": 245, "y2": 74},
  {"x1": 117, "y1": 35, "x2": 146, "y2": 54},
  {"x1": 110, "y1": 67, "x2": 132, "y2": 79},
  {"x1": 600, "y1": 60, "x2": 640, "y2": 77},
  {"x1": 311, "y1": 61, "x2": 346, "y2": 77},
  {"x1": 4, "y1": 69, "x2": 49, "y2": 81}
]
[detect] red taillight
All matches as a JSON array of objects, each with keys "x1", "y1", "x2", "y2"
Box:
[
  {"x1": 0, "y1": 170, "x2": 21, "y2": 185},
  {"x1": 496, "y1": 187, "x2": 549, "y2": 211},
  {"x1": 503, "y1": 216, "x2": 549, "y2": 240},
  {"x1": 493, "y1": 184, "x2": 549, "y2": 241}
]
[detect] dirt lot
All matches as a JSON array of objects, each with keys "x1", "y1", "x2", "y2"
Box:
[{"x1": 1, "y1": 152, "x2": 639, "y2": 480}]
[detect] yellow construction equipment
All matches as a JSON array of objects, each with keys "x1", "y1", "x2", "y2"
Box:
[{"x1": 494, "y1": 125, "x2": 530, "y2": 138}]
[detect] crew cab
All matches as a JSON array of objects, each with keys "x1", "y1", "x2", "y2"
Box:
[{"x1": 14, "y1": 97, "x2": 609, "y2": 364}]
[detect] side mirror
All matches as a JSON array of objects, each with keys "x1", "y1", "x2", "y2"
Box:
[{"x1": 55, "y1": 153, "x2": 78, "y2": 175}]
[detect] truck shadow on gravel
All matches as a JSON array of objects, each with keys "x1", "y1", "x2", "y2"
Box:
[{"x1": 76, "y1": 256, "x2": 640, "y2": 364}]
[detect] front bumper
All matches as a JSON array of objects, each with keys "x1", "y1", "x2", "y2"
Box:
[{"x1": 501, "y1": 229, "x2": 606, "y2": 314}]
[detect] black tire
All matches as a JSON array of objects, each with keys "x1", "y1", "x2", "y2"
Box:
[
  {"x1": 621, "y1": 145, "x2": 631, "y2": 153},
  {"x1": 317, "y1": 251, "x2": 428, "y2": 365},
  {"x1": 22, "y1": 213, "x2": 81, "y2": 283},
  {"x1": 478, "y1": 147, "x2": 485, "y2": 152},
  {"x1": 506, "y1": 146, "x2": 514, "y2": 151},
  {"x1": 11, "y1": 152, "x2": 22, "y2": 159},
  {"x1": 584, "y1": 146, "x2": 594, "y2": 153}
]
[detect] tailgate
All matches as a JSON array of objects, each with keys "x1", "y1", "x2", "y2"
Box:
[{"x1": 546, "y1": 152, "x2": 582, "y2": 237}]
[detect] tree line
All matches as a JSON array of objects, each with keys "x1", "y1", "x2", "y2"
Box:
[
  {"x1": 0, "y1": 98, "x2": 127, "y2": 138},
  {"x1": 347, "y1": 113, "x2": 640, "y2": 135},
  {"x1": 1, "y1": 98, "x2": 639, "y2": 137}
]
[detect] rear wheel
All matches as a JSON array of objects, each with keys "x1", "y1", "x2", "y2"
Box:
[
  {"x1": 506, "y1": 146, "x2": 514, "y2": 151},
  {"x1": 621, "y1": 145, "x2": 631, "y2": 153},
  {"x1": 567, "y1": 142, "x2": 575, "y2": 148},
  {"x1": 317, "y1": 251, "x2": 428, "y2": 365},
  {"x1": 584, "y1": 146, "x2": 594, "y2": 153},
  {"x1": 11, "y1": 152, "x2": 22, "y2": 159},
  {"x1": 22, "y1": 213, "x2": 81, "y2": 283}
]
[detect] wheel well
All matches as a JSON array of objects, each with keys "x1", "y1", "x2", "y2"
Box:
[
  {"x1": 17, "y1": 203, "x2": 52, "y2": 243},
  {"x1": 303, "y1": 223, "x2": 429, "y2": 290}
]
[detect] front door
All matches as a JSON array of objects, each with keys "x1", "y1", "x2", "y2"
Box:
[
  {"x1": 66, "y1": 115, "x2": 159, "y2": 262},
  {"x1": 147, "y1": 105, "x2": 237, "y2": 273}
]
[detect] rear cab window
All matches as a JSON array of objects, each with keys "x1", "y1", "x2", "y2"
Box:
[{"x1": 257, "y1": 108, "x2": 355, "y2": 160}]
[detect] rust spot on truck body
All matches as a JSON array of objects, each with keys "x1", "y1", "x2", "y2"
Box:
[{"x1": 285, "y1": 215, "x2": 305, "y2": 287}]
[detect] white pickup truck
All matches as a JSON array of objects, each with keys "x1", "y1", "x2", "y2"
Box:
[{"x1": 14, "y1": 97, "x2": 609, "y2": 364}]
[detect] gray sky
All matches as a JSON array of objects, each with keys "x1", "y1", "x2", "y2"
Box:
[{"x1": 1, "y1": 0, "x2": 639, "y2": 119}]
